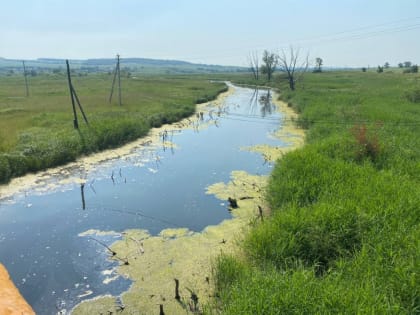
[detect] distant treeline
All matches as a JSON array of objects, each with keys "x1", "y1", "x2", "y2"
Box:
[{"x1": 0, "y1": 57, "x2": 247, "y2": 76}]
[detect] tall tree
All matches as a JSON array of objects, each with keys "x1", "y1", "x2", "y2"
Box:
[
  {"x1": 248, "y1": 51, "x2": 260, "y2": 80},
  {"x1": 314, "y1": 57, "x2": 323, "y2": 72},
  {"x1": 278, "y1": 47, "x2": 309, "y2": 91},
  {"x1": 404, "y1": 61, "x2": 412, "y2": 68},
  {"x1": 261, "y1": 50, "x2": 278, "y2": 81}
]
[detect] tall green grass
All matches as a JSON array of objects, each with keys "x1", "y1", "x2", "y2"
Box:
[
  {"x1": 0, "y1": 73, "x2": 227, "y2": 183},
  {"x1": 211, "y1": 71, "x2": 420, "y2": 314}
]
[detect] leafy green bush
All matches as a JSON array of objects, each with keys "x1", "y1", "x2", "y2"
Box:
[
  {"x1": 4, "y1": 153, "x2": 30, "y2": 178},
  {"x1": 0, "y1": 155, "x2": 11, "y2": 183},
  {"x1": 405, "y1": 89, "x2": 420, "y2": 103},
  {"x1": 403, "y1": 64, "x2": 418, "y2": 73}
]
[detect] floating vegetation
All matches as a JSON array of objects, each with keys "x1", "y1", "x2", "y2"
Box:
[{"x1": 72, "y1": 169, "x2": 270, "y2": 314}]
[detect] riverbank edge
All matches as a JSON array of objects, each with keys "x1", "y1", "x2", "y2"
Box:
[
  {"x1": 0, "y1": 84, "x2": 233, "y2": 201},
  {"x1": 70, "y1": 87, "x2": 305, "y2": 314},
  {"x1": 0, "y1": 81, "x2": 228, "y2": 186}
]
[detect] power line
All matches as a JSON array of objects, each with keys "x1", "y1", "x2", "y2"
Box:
[
  {"x1": 88, "y1": 203, "x2": 201, "y2": 231},
  {"x1": 301, "y1": 23, "x2": 420, "y2": 48},
  {"x1": 219, "y1": 112, "x2": 420, "y2": 127},
  {"x1": 158, "y1": 17, "x2": 420, "y2": 63},
  {"x1": 307, "y1": 16, "x2": 420, "y2": 39},
  {"x1": 288, "y1": 17, "x2": 420, "y2": 47}
]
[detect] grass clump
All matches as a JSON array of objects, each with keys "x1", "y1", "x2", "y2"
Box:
[
  {"x1": 210, "y1": 71, "x2": 420, "y2": 314},
  {"x1": 405, "y1": 88, "x2": 420, "y2": 103}
]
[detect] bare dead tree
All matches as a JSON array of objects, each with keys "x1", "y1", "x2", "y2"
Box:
[
  {"x1": 248, "y1": 51, "x2": 260, "y2": 80},
  {"x1": 261, "y1": 50, "x2": 278, "y2": 81},
  {"x1": 278, "y1": 47, "x2": 309, "y2": 91}
]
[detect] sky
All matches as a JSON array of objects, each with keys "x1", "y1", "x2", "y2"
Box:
[{"x1": 1, "y1": 0, "x2": 419, "y2": 67}]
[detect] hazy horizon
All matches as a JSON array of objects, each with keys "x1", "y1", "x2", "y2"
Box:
[{"x1": 1, "y1": 0, "x2": 419, "y2": 68}]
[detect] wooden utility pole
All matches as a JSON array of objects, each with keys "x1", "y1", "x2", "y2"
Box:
[
  {"x1": 71, "y1": 85, "x2": 89, "y2": 125},
  {"x1": 22, "y1": 61, "x2": 29, "y2": 97},
  {"x1": 117, "y1": 54, "x2": 122, "y2": 106},
  {"x1": 66, "y1": 60, "x2": 79, "y2": 129},
  {"x1": 66, "y1": 60, "x2": 89, "y2": 129},
  {"x1": 109, "y1": 54, "x2": 122, "y2": 106}
]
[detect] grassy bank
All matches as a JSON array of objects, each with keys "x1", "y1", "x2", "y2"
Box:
[
  {"x1": 212, "y1": 71, "x2": 420, "y2": 314},
  {"x1": 0, "y1": 73, "x2": 227, "y2": 183}
]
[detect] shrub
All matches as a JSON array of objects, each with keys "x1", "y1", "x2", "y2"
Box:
[
  {"x1": 405, "y1": 89, "x2": 420, "y2": 103},
  {"x1": 5, "y1": 153, "x2": 30, "y2": 178},
  {"x1": 0, "y1": 155, "x2": 11, "y2": 183},
  {"x1": 403, "y1": 64, "x2": 418, "y2": 73},
  {"x1": 351, "y1": 124, "x2": 382, "y2": 163}
]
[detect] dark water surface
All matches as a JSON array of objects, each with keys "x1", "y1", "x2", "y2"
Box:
[{"x1": 0, "y1": 85, "x2": 287, "y2": 314}]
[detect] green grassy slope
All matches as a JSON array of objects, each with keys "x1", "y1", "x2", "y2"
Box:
[
  {"x1": 212, "y1": 71, "x2": 420, "y2": 314},
  {"x1": 0, "y1": 73, "x2": 227, "y2": 183}
]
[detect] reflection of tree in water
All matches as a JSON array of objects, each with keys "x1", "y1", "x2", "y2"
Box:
[
  {"x1": 249, "y1": 89, "x2": 275, "y2": 117},
  {"x1": 259, "y1": 89, "x2": 275, "y2": 117},
  {"x1": 249, "y1": 88, "x2": 259, "y2": 115}
]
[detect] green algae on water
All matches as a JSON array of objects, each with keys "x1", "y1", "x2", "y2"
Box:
[{"x1": 72, "y1": 170, "x2": 269, "y2": 315}]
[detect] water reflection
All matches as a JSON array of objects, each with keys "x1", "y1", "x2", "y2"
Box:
[
  {"x1": 249, "y1": 88, "x2": 259, "y2": 114},
  {"x1": 259, "y1": 89, "x2": 275, "y2": 117},
  {"x1": 80, "y1": 184, "x2": 86, "y2": 210},
  {"x1": 248, "y1": 88, "x2": 275, "y2": 117}
]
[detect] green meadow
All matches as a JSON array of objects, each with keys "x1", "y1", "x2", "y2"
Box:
[
  {"x1": 0, "y1": 73, "x2": 226, "y2": 183},
  {"x1": 211, "y1": 71, "x2": 420, "y2": 314}
]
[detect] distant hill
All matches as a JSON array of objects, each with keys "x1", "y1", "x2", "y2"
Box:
[{"x1": 0, "y1": 57, "x2": 246, "y2": 75}]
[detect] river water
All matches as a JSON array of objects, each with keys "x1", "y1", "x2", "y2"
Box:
[{"x1": 0, "y1": 84, "x2": 286, "y2": 314}]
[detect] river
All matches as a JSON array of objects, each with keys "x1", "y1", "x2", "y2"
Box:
[{"x1": 0, "y1": 84, "x2": 291, "y2": 314}]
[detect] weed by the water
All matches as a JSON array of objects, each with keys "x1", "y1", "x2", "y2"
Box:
[{"x1": 351, "y1": 123, "x2": 382, "y2": 163}]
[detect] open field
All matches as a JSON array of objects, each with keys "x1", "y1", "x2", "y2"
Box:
[
  {"x1": 211, "y1": 71, "x2": 420, "y2": 314},
  {"x1": 0, "y1": 73, "x2": 227, "y2": 183}
]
